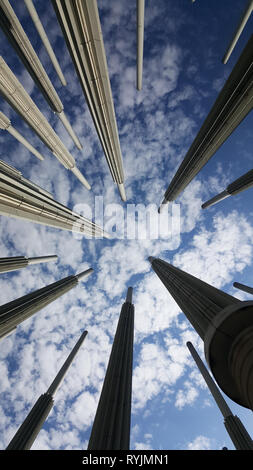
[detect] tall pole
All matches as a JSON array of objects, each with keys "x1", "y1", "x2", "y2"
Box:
[
  {"x1": 24, "y1": 0, "x2": 67, "y2": 86},
  {"x1": 0, "y1": 255, "x2": 57, "y2": 274},
  {"x1": 51, "y1": 0, "x2": 127, "y2": 201},
  {"x1": 0, "y1": 56, "x2": 88, "y2": 188},
  {"x1": 0, "y1": 0, "x2": 81, "y2": 149},
  {"x1": 137, "y1": 0, "x2": 145, "y2": 91},
  {"x1": 222, "y1": 0, "x2": 253, "y2": 64},
  {"x1": 0, "y1": 159, "x2": 109, "y2": 238},
  {"x1": 0, "y1": 111, "x2": 44, "y2": 161},
  {"x1": 0, "y1": 269, "x2": 93, "y2": 340},
  {"x1": 148, "y1": 256, "x2": 239, "y2": 340},
  {"x1": 158, "y1": 34, "x2": 253, "y2": 211},
  {"x1": 202, "y1": 169, "x2": 253, "y2": 209},
  {"x1": 148, "y1": 256, "x2": 253, "y2": 410},
  {"x1": 88, "y1": 287, "x2": 134, "y2": 450},
  {"x1": 187, "y1": 341, "x2": 253, "y2": 450},
  {"x1": 6, "y1": 330, "x2": 88, "y2": 450},
  {"x1": 233, "y1": 282, "x2": 253, "y2": 295}
]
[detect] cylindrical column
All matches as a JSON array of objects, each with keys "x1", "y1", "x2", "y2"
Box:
[
  {"x1": 7, "y1": 125, "x2": 44, "y2": 161},
  {"x1": 187, "y1": 341, "x2": 253, "y2": 450},
  {"x1": 224, "y1": 415, "x2": 253, "y2": 450},
  {"x1": 24, "y1": 0, "x2": 67, "y2": 86},
  {"x1": 233, "y1": 282, "x2": 253, "y2": 295},
  {"x1": 149, "y1": 257, "x2": 253, "y2": 409},
  {"x1": 51, "y1": 0, "x2": 126, "y2": 201},
  {"x1": 0, "y1": 255, "x2": 57, "y2": 274},
  {"x1": 126, "y1": 287, "x2": 133, "y2": 303},
  {"x1": 0, "y1": 269, "x2": 93, "y2": 339},
  {"x1": 6, "y1": 394, "x2": 53, "y2": 450},
  {"x1": 27, "y1": 255, "x2": 58, "y2": 266},
  {"x1": 6, "y1": 330, "x2": 88, "y2": 450},
  {"x1": 229, "y1": 325, "x2": 253, "y2": 410},
  {"x1": 56, "y1": 111, "x2": 82, "y2": 150},
  {"x1": 187, "y1": 342, "x2": 232, "y2": 418},
  {"x1": 137, "y1": 0, "x2": 145, "y2": 91},
  {"x1": 227, "y1": 169, "x2": 253, "y2": 195},
  {"x1": 70, "y1": 165, "x2": 91, "y2": 190},
  {"x1": 0, "y1": 256, "x2": 28, "y2": 274},
  {"x1": 76, "y1": 268, "x2": 94, "y2": 282},
  {"x1": 201, "y1": 190, "x2": 229, "y2": 209},
  {"x1": 158, "y1": 35, "x2": 253, "y2": 208},
  {"x1": 148, "y1": 257, "x2": 239, "y2": 339},
  {"x1": 202, "y1": 169, "x2": 253, "y2": 209},
  {"x1": 0, "y1": 111, "x2": 44, "y2": 161},
  {"x1": 117, "y1": 183, "x2": 127, "y2": 202},
  {"x1": 47, "y1": 330, "x2": 88, "y2": 395},
  {"x1": 88, "y1": 287, "x2": 134, "y2": 450},
  {"x1": 0, "y1": 56, "x2": 90, "y2": 189},
  {"x1": 0, "y1": 159, "x2": 107, "y2": 237},
  {"x1": 222, "y1": 0, "x2": 253, "y2": 64}
]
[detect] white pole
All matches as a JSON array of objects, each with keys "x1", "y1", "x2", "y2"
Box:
[
  {"x1": 56, "y1": 111, "x2": 83, "y2": 150},
  {"x1": 222, "y1": 0, "x2": 253, "y2": 64},
  {"x1": 27, "y1": 255, "x2": 58, "y2": 265},
  {"x1": 117, "y1": 182, "x2": 127, "y2": 202},
  {"x1": 24, "y1": 0, "x2": 67, "y2": 86},
  {"x1": 70, "y1": 165, "x2": 91, "y2": 190},
  {"x1": 137, "y1": 0, "x2": 145, "y2": 90},
  {"x1": 7, "y1": 125, "x2": 44, "y2": 161}
]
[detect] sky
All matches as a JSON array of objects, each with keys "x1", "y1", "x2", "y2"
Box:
[{"x1": 0, "y1": 0, "x2": 252, "y2": 451}]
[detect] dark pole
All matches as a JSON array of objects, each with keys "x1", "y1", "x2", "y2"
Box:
[
  {"x1": 149, "y1": 256, "x2": 253, "y2": 410},
  {"x1": 233, "y1": 282, "x2": 253, "y2": 295},
  {"x1": 158, "y1": 35, "x2": 253, "y2": 211},
  {"x1": 6, "y1": 330, "x2": 88, "y2": 450},
  {"x1": 0, "y1": 268, "x2": 93, "y2": 340},
  {"x1": 88, "y1": 287, "x2": 134, "y2": 450},
  {"x1": 0, "y1": 255, "x2": 58, "y2": 274},
  {"x1": 187, "y1": 341, "x2": 253, "y2": 450},
  {"x1": 148, "y1": 256, "x2": 239, "y2": 340},
  {"x1": 202, "y1": 169, "x2": 253, "y2": 209}
]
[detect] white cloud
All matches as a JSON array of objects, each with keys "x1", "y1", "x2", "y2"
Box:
[
  {"x1": 134, "y1": 272, "x2": 180, "y2": 338},
  {"x1": 0, "y1": 0, "x2": 252, "y2": 452},
  {"x1": 175, "y1": 381, "x2": 199, "y2": 410},
  {"x1": 173, "y1": 211, "x2": 253, "y2": 289},
  {"x1": 132, "y1": 342, "x2": 184, "y2": 411},
  {"x1": 186, "y1": 435, "x2": 212, "y2": 450},
  {"x1": 134, "y1": 441, "x2": 152, "y2": 450}
]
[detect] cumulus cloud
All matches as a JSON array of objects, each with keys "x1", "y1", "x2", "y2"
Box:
[
  {"x1": 175, "y1": 381, "x2": 199, "y2": 410},
  {"x1": 133, "y1": 341, "x2": 185, "y2": 411},
  {"x1": 186, "y1": 435, "x2": 213, "y2": 450},
  {"x1": 173, "y1": 211, "x2": 253, "y2": 289},
  {"x1": 0, "y1": 0, "x2": 252, "y2": 452}
]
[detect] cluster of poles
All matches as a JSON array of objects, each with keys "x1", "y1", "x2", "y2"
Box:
[
  {"x1": 0, "y1": 0, "x2": 252, "y2": 451},
  {"x1": 0, "y1": 0, "x2": 147, "y2": 204},
  {"x1": 1, "y1": 253, "x2": 253, "y2": 450},
  {"x1": 1, "y1": 252, "x2": 134, "y2": 451}
]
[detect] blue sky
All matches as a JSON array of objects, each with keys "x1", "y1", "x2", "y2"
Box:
[{"x1": 0, "y1": 0, "x2": 252, "y2": 451}]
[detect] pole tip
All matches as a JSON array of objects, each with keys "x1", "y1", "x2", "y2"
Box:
[
  {"x1": 71, "y1": 166, "x2": 91, "y2": 190},
  {"x1": 118, "y1": 183, "x2": 127, "y2": 202},
  {"x1": 76, "y1": 268, "x2": 93, "y2": 281},
  {"x1": 28, "y1": 255, "x2": 58, "y2": 265},
  {"x1": 148, "y1": 256, "x2": 155, "y2": 263},
  {"x1": 158, "y1": 199, "x2": 168, "y2": 213},
  {"x1": 126, "y1": 287, "x2": 133, "y2": 303}
]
